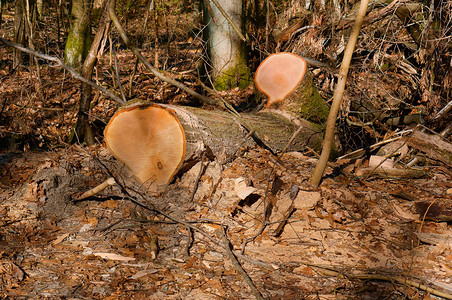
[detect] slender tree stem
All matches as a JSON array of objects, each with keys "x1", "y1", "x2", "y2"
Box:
[{"x1": 310, "y1": 0, "x2": 369, "y2": 187}]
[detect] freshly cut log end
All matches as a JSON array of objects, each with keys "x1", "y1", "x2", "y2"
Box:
[
  {"x1": 255, "y1": 52, "x2": 307, "y2": 108},
  {"x1": 104, "y1": 103, "x2": 186, "y2": 194}
]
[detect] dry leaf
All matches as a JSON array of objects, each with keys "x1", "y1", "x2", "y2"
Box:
[
  {"x1": 130, "y1": 269, "x2": 159, "y2": 280},
  {"x1": 93, "y1": 252, "x2": 136, "y2": 261},
  {"x1": 392, "y1": 203, "x2": 420, "y2": 221},
  {"x1": 369, "y1": 155, "x2": 394, "y2": 169},
  {"x1": 51, "y1": 233, "x2": 70, "y2": 246},
  {"x1": 234, "y1": 177, "x2": 256, "y2": 199},
  {"x1": 294, "y1": 191, "x2": 320, "y2": 210}
]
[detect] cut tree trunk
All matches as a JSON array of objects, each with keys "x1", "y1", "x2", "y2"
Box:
[
  {"x1": 104, "y1": 101, "x2": 324, "y2": 194},
  {"x1": 255, "y1": 53, "x2": 330, "y2": 124},
  {"x1": 203, "y1": 0, "x2": 251, "y2": 90}
]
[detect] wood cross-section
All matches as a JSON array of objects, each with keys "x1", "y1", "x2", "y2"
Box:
[{"x1": 104, "y1": 103, "x2": 186, "y2": 194}]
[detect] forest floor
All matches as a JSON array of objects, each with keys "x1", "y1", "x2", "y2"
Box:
[
  {"x1": 1, "y1": 135, "x2": 451, "y2": 299},
  {"x1": 1, "y1": 4, "x2": 452, "y2": 300}
]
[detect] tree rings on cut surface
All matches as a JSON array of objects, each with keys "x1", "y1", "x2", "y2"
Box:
[
  {"x1": 255, "y1": 52, "x2": 307, "y2": 108},
  {"x1": 104, "y1": 103, "x2": 186, "y2": 194}
]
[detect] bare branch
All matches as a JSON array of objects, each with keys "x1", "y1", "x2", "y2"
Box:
[
  {"x1": 107, "y1": 7, "x2": 221, "y2": 107},
  {"x1": 216, "y1": 228, "x2": 265, "y2": 300},
  {"x1": 0, "y1": 37, "x2": 126, "y2": 105}
]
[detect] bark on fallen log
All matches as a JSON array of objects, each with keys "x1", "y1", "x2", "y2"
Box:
[
  {"x1": 355, "y1": 166, "x2": 426, "y2": 179},
  {"x1": 405, "y1": 131, "x2": 452, "y2": 167},
  {"x1": 415, "y1": 199, "x2": 452, "y2": 222},
  {"x1": 104, "y1": 101, "x2": 325, "y2": 194}
]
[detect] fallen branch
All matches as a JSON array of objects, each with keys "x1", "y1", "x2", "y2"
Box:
[
  {"x1": 433, "y1": 99, "x2": 452, "y2": 121},
  {"x1": 76, "y1": 177, "x2": 116, "y2": 200},
  {"x1": 89, "y1": 151, "x2": 273, "y2": 270},
  {"x1": 405, "y1": 130, "x2": 452, "y2": 166},
  {"x1": 216, "y1": 228, "x2": 265, "y2": 300},
  {"x1": 0, "y1": 37, "x2": 125, "y2": 105},
  {"x1": 184, "y1": 226, "x2": 193, "y2": 257},
  {"x1": 311, "y1": 265, "x2": 452, "y2": 299}
]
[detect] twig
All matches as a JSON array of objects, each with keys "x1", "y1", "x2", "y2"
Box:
[
  {"x1": 332, "y1": 199, "x2": 360, "y2": 221},
  {"x1": 184, "y1": 226, "x2": 193, "y2": 257},
  {"x1": 204, "y1": 0, "x2": 217, "y2": 24},
  {"x1": 362, "y1": 131, "x2": 414, "y2": 180},
  {"x1": 77, "y1": 147, "x2": 273, "y2": 270},
  {"x1": 337, "y1": 0, "x2": 410, "y2": 30},
  {"x1": 112, "y1": 44, "x2": 127, "y2": 102},
  {"x1": 98, "y1": 219, "x2": 124, "y2": 233},
  {"x1": 417, "y1": 197, "x2": 439, "y2": 247},
  {"x1": 241, "y1": 173, "x2": 275, "y2": 254},
  {"x1": 128, "y1": 57, "x2": 139, "y2": 98},
  {"x1": 216, "y1": 228, "x2": 265, "y2": 300},
  {"x1": 107, "y1": 7, "x2": 220, "y2": 107},
  {"x1": 336, "y1": 132, "x2": 411, "y2": 161},
  {"x1": 432, "y1": 99, "x2": 452, "y2": 121},
  {"x1": 0, "y1": 37, "x2": 125, "y2": 105},
  {"x1": 76, "y1": 177, "x2": 116, "y2": 201},
  {"x1": 241, "y1": 123, "x2": 310, "y2": 251},
  {"x1": 189, "y1": 154, "x2": 206, "y2": 202}
]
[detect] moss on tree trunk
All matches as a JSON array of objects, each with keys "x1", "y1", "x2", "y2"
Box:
[
  {"x1": 203, "y1": 0, "x2": 251, "y2": 90},
  {"x1": 64, "y1": 0, "x2": 91, "y2": 69}
]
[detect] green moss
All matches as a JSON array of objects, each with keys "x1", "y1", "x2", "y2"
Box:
[
  {"x1": 214, "y1": 62, "x2": 251, "y2": 90},
  {"x1": 64, "y1": 30, "x2": 92, "y2": 69},
  {"x1": 64, "y1": 0, "x2": 92, "y2": 69},
  {"x1": 286, "y1": 73, "x2": 330, "y2": 124},
  {"x1": 213, "y1": 48, "x2": 251, "y2": 91}
]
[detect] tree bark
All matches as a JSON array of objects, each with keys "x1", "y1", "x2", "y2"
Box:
[
  {"x1": 170, "y1": 105, "x2": 324, "y2": 166},
  {"x1": 64, "y1": 0, "x2": 91, "y2": 69},
  {"x1": 13, "y1": 0, "x2": 26, "y2": 67},
  {"x1": 36, "y1": 0, "x2": 42, "y2": 17},
  {"x1": 0, "y1": 0, "x2": 3, "y2": 29},
  {"x1": 203, "y1": 0, "x2": 251, "y2": 90},
  {"x1": 105, "y1": 101, "x2": 326, "y2": 194},
  {"x1": 71, "y1": 0, "x2": 112, "y2": 145}
]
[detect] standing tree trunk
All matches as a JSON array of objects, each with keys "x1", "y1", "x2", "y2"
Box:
[
  {"x1": 13, "y1": 0, "x2": 26, "y2": 67},
  {"x1": 0, "y1": 0, "x2": 3, "y2": 29},
  {"x1": 71, "y1": 0, "x2": 112, "y2": 145},
  {"x1": 203, "y1": 0, "x2": 250, "y2": 90},
  {"x1": 36, "y1": 0, "x2": 42, "y2": 17},
  {"x1": 64, "y1": 0, "x2": 91, "y2": 69}
]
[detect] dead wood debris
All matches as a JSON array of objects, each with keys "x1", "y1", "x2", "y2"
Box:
[
  {"x1": 216, "y1": 228, "x2": 265, "y2": 300},
  {"x1": 311, "y1": 264, "x2": 452, "y2": 299}
]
